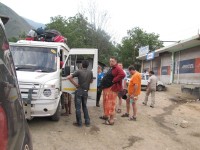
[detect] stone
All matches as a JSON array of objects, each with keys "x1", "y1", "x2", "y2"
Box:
[{"x1": 180, "y1": 120, "x2": 189, "y2": 128}]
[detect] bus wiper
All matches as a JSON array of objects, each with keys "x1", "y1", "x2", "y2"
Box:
[
  {"x1": 15, "y1": 65, "x2": 35, "y2": 70},
  {"x1": 34, "y1": 69, "x2": 48, "y2": 72}
]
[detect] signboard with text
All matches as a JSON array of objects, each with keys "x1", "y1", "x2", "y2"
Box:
[
  {"x1": 139, "y1": 46, "x2": 149, "y2": 56},
  {"x1": 179, "y1": 59, "x2": 195, "y2": 74},
  {"x1": 146, "y1": 51, "x2": 155, "y2": 60},
  {"x1": 161, "y1": 66, "x2": 170, "y2": 75}
]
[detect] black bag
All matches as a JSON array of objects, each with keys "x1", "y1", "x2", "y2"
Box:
[{"x1": 101, "y1": 68, "x2": 114, "y2": 89}]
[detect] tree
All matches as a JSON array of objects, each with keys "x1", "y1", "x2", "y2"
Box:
[
  {"x1": 45, "y1": 14, "x2": 116, "y2": 64},
  {"x1": 118, "y1": 27, "x2": 163, "y2": 70},
  {"x1": 79, "y1": 0, "x2": 109, "y2": 31},
  {"x1": 8, "y1": 31, "x2": 26, "y2": 42}
]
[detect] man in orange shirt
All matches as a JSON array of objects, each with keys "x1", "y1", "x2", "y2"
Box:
[{"x1": 121, "y1": 65, "x2": 141, "y2": 121}]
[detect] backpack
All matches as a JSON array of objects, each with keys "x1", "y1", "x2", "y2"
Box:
[{"x1": 100, "y1": 68, "x2": 114, "y2": 89}]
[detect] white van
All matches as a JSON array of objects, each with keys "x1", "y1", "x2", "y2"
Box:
[{"x1": 10, "y1": 40, "x2": 70, "y2": 121}]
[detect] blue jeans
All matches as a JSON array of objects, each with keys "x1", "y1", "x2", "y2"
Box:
[{"x1": 74, "y1": 89, "x2": 90, "y2": 126}]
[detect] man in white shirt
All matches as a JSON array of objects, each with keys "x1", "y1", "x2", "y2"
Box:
[{"x1": 143, "y1": 71, "x2": 157, "y2": 108}]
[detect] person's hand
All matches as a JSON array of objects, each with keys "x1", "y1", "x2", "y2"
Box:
[
  {"x1": 75, "y1": 84, "x2": 80, "y2": 88},
  {"x1": 130, "y1": 94, "x2": 134, "y2": 99}
]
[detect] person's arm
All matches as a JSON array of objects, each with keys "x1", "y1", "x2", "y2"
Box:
[
  {"x1": 66, "y1": 74, "x2": 79, "y2": 88},
  {"x1": 112, "y1": 68, "x2": 126, "y2": 83},
  {"x1": 133, "y1": 84, "x2": 138, "y2": 92},
  {"x1": 146, "y1": 76, "x2": 151, "y2": 90},
  {"x1": 90, "y1": 71, "x2": 93, "y2": 83}
]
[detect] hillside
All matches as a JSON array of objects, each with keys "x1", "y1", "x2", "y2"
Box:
[
  {"x1": 24, "y1": 18, "x2": 45, "y2": 29},
  {"x1": 0, "y1": 2, "x2": 32, "y2": 38}
]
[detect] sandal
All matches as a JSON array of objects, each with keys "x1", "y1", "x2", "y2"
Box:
[
  {"x1": 129, "y1": 116, "x2": 137, "y2": 121},
  {"x1": 104, "y1": 120, "x2": 114, "y2": 125},
  {"x1": 121, "y1": 113, "x2": 129, "y2": 117},
  {"x1": 99, "y1": 116, "x2": 108, "y2": 120},
  {"x1": 116, "y1": 109, "x2": 122, "y2": 113},
  {"x1": 61, "y1": 112, "x2": 69, "y2": 116}
]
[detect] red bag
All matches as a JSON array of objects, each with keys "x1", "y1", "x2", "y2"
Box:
[{"x1": 53, "y1": 35, "x2": 66, "y2": 42}]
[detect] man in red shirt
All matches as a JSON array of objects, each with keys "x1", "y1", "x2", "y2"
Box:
[{"x1": 100, "y1": 57, "x2": 125, "y2": 125}]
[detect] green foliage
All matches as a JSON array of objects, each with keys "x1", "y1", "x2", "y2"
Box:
[
  {"x1": 8, "y1": 32, "x2": 26, "y2": 42},
  {"x1": 118, "y1": 27, "x2": 163, "y2": 70},
  {"x1": 45, "y1": 16, "x2": 163, "y2": 67},
  {"x1": 8, "y1": 36, "x2": 18, "y2": 42},
  {"x1": 45, "y1": 14, "x2": 116, "y2": 65}
]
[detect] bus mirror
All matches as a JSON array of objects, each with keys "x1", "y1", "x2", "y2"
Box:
[{"x1": 62, "y1": 66, "x2": 70, "y2": 77}]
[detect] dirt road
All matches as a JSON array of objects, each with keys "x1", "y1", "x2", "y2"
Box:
[{"x1": 29, "y1": 85, "x2": 200, "y2": 150}]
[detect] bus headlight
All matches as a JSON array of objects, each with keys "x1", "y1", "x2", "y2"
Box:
[{"x1": 43, "y1": 89, "x2": 51, "y2": 97}]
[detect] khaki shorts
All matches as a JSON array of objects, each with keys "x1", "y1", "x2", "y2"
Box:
[{"x1": 63, "y1": 93, "x2": 71, "y2": 104}]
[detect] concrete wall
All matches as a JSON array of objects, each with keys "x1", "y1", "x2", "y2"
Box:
[{"x1": 174, "y1": 45, "x2": 200, "y2": 84}]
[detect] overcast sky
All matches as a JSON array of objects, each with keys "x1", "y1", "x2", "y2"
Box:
[{"x1": 1, "y1": 0, "x2": 200, "y2": 45}]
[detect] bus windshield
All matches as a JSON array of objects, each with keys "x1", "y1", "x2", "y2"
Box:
[{"x1": 10, "y1": 46, "x2": 57, "y2": 73}]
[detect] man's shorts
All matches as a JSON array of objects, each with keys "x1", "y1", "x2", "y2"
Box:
[
  {"x1": 118, "y1": 90, "x2": 123, "y2": 98},
  {"x1": 62, "y1": 93, "x2": 71, "y2": 105}
]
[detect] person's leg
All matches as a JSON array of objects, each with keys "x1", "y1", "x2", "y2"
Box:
[
  {"x1": 118, "y1": 91, "x2": 123, "y2": 110},
  {"x1": 126, "y1": 98, "x2": 130, "y2": 114},
  {"x1": 74, "y1": 91, "x2": 82, "y2": 126},
  {"x1": 143, "y1": 89, "x2": 150, "y2": 105},
  {"x1": 61, "y1": 93, "x2": 69, "y2": 116},
  {"x1": 68, "y1": 93, "x2": 72, "y2": 114},
  {"x1": 61, "y1": 93, "x2": 65, "y2": 109},
  {"x1": 96, "y1": 88, "x2": 102, "y2": 107},
  {"x1": 118, "y1": 97, "x2": 122, "y2": 111},
  {"x1": 108, "y1": 91, "x2": 117, "y2": 124},
  {"x1": 121, "y1": 98, "x2": 130, "y2": 117},
  {"x1": 102, "y1": 89, "x2": 108, "y2": 117},
  {"x1": 150, "y1": 89, "x2": 155, "y2": 107},
  {"x1": 116, "y1": 91, "x2": 122, "y2": 113},
  {"x1": 82, "y1": 91, "x2": 90, "y2": 126},
  {"x1": 132, "y1": 101, "x2": 137, "y2": 118}
]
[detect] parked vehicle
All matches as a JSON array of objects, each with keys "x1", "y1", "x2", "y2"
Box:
[
  {"x1": 10, "y1": 39, "x2": 98, "y2": 120},
  {"x1": 126, "y1": 73, "x2": 165, "y2": 91},
  {"x1": 10, "y1": 40, "x2": 70, "y2": 121},
  {"x1": 0, "y1": 15, "x2": 32, "y2": 150}
]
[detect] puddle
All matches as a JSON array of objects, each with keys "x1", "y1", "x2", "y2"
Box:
[{"x1": 122, "y1": 136, "x2": 143, "y2": 149}]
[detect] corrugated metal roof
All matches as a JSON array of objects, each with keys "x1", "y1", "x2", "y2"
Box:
[{"x1": 137, "y1": 34, "x2": 200, "y2": 60}]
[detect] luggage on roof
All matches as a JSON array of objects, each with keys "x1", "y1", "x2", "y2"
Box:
[{"x1": 25, "y1": 28, "x2": 67, "y2": 43}]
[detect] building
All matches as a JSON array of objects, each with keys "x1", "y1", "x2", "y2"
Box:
[{"x1": 137, "y1": 34, "x2": 200, "y2": 85}]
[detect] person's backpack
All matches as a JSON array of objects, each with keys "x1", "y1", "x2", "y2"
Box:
[
  {"x1": 44, "y1": 29, "x2": 61, "y2": 42},
  {"x1": 100, "y1": 68, "x2": 114, "y2": 89},
  {"x1": 53, "y1": 35, "x2": 66, "y2": 43},
  {"x1": 26, "y1": 29, "x2": 37, "y2": 41}
]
